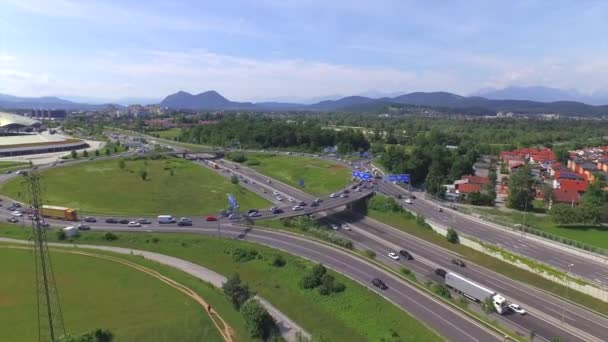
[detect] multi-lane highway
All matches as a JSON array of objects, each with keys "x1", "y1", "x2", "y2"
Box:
[{"x1": 375, "y1": 181, "x2": 608, "y2": 287}]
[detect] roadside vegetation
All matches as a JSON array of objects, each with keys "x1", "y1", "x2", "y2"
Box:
[
  {"x1": 0, "y1": 245, "x2": 233, "y2": 342},
  {"x1": 0, "y1": 226, "x2": 442, "y2": 342},
  {"x1": 363, "y1": 195, "x2": 608, "y2": 315},
  {"x1": 148, "y1": 128, "x2": 182, "y2": 140},
  {"x1": 0, "y1": 156, "x2": 269, "y2": 216},
  {"x1": 0, "y1": 161, "x2": 28, "y2": 173}
]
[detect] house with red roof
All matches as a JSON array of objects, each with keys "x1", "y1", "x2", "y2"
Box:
[{"x1": 456, "y1": 183, "x2": 481, "y2": 194}]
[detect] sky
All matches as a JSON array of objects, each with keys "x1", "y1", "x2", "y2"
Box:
[{"x1": 0, "y1": 0, "x2": 607, "y2": 103}]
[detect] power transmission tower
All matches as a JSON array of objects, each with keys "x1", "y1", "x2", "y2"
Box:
[{"x1": 25, "y1": 171, "x2": 65, "y2": 342}]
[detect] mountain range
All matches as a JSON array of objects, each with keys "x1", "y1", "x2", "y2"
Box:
[
  {"x1": 1, "y1": 87, "x2": 608, "y2": 116},
  {"x1": 472, "y1": 86, "x2": 608, "y2": 106}
]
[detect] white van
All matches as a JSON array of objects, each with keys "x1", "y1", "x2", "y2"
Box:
[{"x1": 157, "y1": 215, "x2": 176, "y2": 224}]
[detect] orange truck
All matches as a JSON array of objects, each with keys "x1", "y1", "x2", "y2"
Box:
[{"x1": 41, "y1": 205, "x2": 78, "y2": 221}]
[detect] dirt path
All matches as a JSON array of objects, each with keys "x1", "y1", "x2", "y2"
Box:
[{"x1": 1, "y1": 245, "x2": 235, "y2": 342}]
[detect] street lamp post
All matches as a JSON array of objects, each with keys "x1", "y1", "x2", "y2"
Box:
[{"x1": 561, "y1": 263, "x2": 574, "y2": 323}]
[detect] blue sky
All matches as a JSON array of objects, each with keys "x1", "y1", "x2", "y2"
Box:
[{"x1": 0, "y1": 0, "x2": 607, "y2": 102}]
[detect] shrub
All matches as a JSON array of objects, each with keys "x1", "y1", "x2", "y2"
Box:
[
  {"x1": 230, "y1": 248, "x2": 259, "y2": 262},
  {"x1": 364, "y1": 250, "x2": 376, "y2": 259},
  {"x1": 270, "y1": 255, "x2": 286, "y2": 267},
  {"x1": 222, "y1": 273, "x2": 253, "y2": 310},
  {"x1": 102, "y1": 232, "x2": 118, "y2": 241},
  {"x1": 227, "y1": 152, "x2": 247, "y2": 163},
  {"x1": 446, "y1": 228, "x2": 459, "y2": 244},
  {"x1": 56, "y1": 230, "x2": 66, "y2": 241},
  {"x1": 431, "y1": 284, "x2": 451, "y2": 299},
  {"x1": 245, "y1": 159, "x2": 260, "y2": 166},
  {"x1": 241, "y1": 299, "x2": 280, "y2": 340}
]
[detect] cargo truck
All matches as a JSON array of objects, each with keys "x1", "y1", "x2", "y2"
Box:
[
  {"x1": 41, "y1": 205, "x2": 78, "y2": 221},
  {"x1": 445, "y1": 272, "x2": 507, "y2": 314}
]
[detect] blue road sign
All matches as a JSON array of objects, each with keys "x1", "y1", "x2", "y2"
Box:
[
  {"x1": 228, "y1": 194, "x2": 238, "y2": 209},
  {"x1": 386, "y1": 174, "x2": 410, "y2": 183}
]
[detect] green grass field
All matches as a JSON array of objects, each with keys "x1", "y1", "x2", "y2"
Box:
[
  {"x1": 246, "y1": 153, "x2": 351, "y2": 196},
  {"x1": 0, "y1": 226, "x2": 441, "y2": 342},
  {"x1": 0, "y1": 161, "x2": 28, "y2": 173},
  {"x1": 473, "y1": 207, "x2": 608, "y2": 250},
  {"x1": 148, "y1": 128, "x2": 182, "y2": 140},
  {"x1": 0, "y1": 245, "x2": 227, "y2": 342},
  {"x1": 366, "y1": 208, "x2": 608, "y2": 315},
  {"x1": 0, "y1": 157, "x2": 270, "y2": 216}
]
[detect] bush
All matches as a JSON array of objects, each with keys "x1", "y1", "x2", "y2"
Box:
[
  {"x1": 270, "y1": 255, "x2": 286, "y2": 267},
  {"x1": 222, "y1": 273, "x2": 253, "y2": 310},
  {"x1": 299, "y1": 263, "x2": 344, "y2": 295},
  {"x1": 446, "y1": 228, "x2": 459, "y2": 244},
  {"x1": 229, "y1": 248, "x2": 260, "y2": 262},
  {"x1": 56, "y1": 230, "x2": 66, "y2": 241},
  {"x1": 364, "y1": 250, "x2": 376, "y2": 259},
  {"x1": 241, "y1": 299, "x2": 280, "y2": 340},
  {"x1": 431, "y1": 284, "x2": 451, "y2": 299},
  {"x1": 231, "y1": 175, "x2": 239, "y2": 185},
  {"x1": 102, "y1": 232, "x2": 118, "y2": 241},
  {"x1": 245, "y1": 159, "x2": 260, "y2": 166},
  {"x1": 227, "y1": 152, "x2": 247, "y2": 163},
  {"x1": 400, "y1": 267, "x2": 411, "y2": 276}
]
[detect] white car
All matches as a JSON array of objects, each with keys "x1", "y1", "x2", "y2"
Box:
[
  {"x1": 330, "y1": 193, "x2": 339, "y2": 198},
  {"x1": 273, "y1": 190, "x2": 279, "y2": 195},
  {"x1": 330, "y1": 224, "x2": 340, "y2": 230},
  {"x1": 11, "y1": 211, "x2": 23, "y2": 217},
  {"x1": 342, "y1": 224, "x2": 351, "y2": 231},
  {"x1": 509, "y1": 304, "x2": 526, "y2": 315},
  {"x1": 292, "y1": 205, "x2": 303, "y2": 211},
  {"x1": 388, "y1": 252, "x2": 400, "y2": 260},
  {"x1": 404, "y1": 198, "x2": 413, "y2": 204},
  {"x1": 127, "y1": 221, "x2": 141, "y2": 227},
  {"x1": 288, "y1": 197, "x2": 295, "y2": 203},
  {"x1": 276, "y1": 196, "x2": 284, "y2": 201}
]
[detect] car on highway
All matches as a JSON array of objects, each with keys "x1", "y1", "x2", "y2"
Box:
[
  {"x1": 435, "y1": 268, "x2": 447, "y2": 278},
  {"x1": 399, "y1": 250, "x2": 413, "y2": 260},
  {"x1": 314, "y1": 198, "x2": 323, "y2": 203},
  {"x1": 451, "y1": 258, "x2": 466, "y2": 267},
  {"x1": 330, "y1": 224, "x2": 340, "y2": 230},
  {"x1": 291, "y1": 205, "x2": 303, "y2": 211},
  {"x1": 371, "y1": 278, "x2": 388, "y2": 290},
  {"x1": 76, "y1": 224, "x2": 91, "y2": 231},
  {"x1": 298, "y1": 201, "x2": 307, "y2": 207},
  {"x1": 178, "y1": 218, "x2": 193, "y2": 226},
  {"x1": 11, "y1": 210, "x2": 23, "y2": 217},
  {"x1": 340, "y1": 193, "x2": 349, "y2": 198},
  {"x1": 84, "y1": 216, "x2": 97, "y2": 223},
  {"x1": 119, "y1": 219, "x2": 130, "y2": 224},
  {"x1": 127, "y1": 221, "x2": 141, "y2": 227},
  {"x1": 410, "y1": 195, "x2": 417, "y2": 199},
  {"x1": 205, "y1": 216, "x2": 217, "y2": 222},
  {"x1": 7, "y1": 217, "x2": 18, "y2": 223},
  {"x1": 288, "y1": 197, "x2": 295, "y2": 203},
  {"x1": 509, "y1": 303, "x2": 526, "y2": 315},
  {"x1": 248, "y1": 211, "x2": 262, "y2": 218},
  {"x1": 355, "y1": 187, "x2": 362, "y2": 192},
  {"x1": 388, "y1": 252, "x2": 400, "y2": 260},
  {"x1": 266, "y1": 179, "x2": 272, "y2": 184},
  {"x1": 228, "y1": 213, "x2": 241, "y2": 220},
  {"x1": 437, "y1": 207, "x2": 443, "y2": 212},
  {"x1": 272, "y1": 208, "x2": 284, "y2": 214},
  {"x1": 310, "y1": 201, "x2": 319, "y2": 207},
  {"x1": 404, "y1": 198, "x2": 413, "y2": 204},
  {"x1": 276, "y1": 196, "x2": 284, "y2": 201},
  {"x1": 343, "y1": 189, "x2": 350, "y2": 194},
  {"x1": 330, "y1": 193, "x2": 339, "y2": 198},
  {"x1": 136, "y1": 218, "x2": 151, "y2": 224},
  {"x1": 262, "y1": 189, "x2": 267, "y2": 193},
  {"x1": 342, "y1": 224, "x2": 351, "y2": 231},
  {"x1": 247, "y1": 209, "x2": 260, "y2": 215},
  {"x1": 105, "y1": 218, "x2": 118, "y2": 224},
  {"x1": 397, "y1": 194, "x2": 403, "y2": 199},
  {"x1": 273, "y1": 190, "x2": 279, "y2": 195}
]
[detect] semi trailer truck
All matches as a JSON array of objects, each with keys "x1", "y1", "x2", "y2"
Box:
[
  {"x1": 445, "y1": 271, "x2": 508, "y2": 314},
  {"x1": 41, "y1": 205, "x2": 78, "y2": 221}
]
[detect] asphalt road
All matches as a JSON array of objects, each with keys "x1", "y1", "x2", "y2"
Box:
[
  {"x1": 82, "y1": 224, "x2": 506, "y2": 342},
  {"x1": 324, "y1": 211, "x2": 608, "y2": 342},
  {"x1": 375, "y1": 181, "x2": 608, "y2": 287}
]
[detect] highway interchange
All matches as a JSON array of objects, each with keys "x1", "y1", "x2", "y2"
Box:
[{"x1": 1, "y1": 144, "x2": 607, "y2": 341}]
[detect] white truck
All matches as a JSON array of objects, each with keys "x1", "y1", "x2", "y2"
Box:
[
  {"x1": 157, "y1": 215, "x2": 176, "y2": 224},
  {"x1": 445, "y1": 272, "x2": 508, "y2": 314}
]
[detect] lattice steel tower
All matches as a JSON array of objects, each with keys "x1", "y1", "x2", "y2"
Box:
[{"x1": 25, "y1": 171, "x2": 65, "y2": 342}]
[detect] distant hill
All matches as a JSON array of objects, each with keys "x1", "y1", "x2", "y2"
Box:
[
  {"x1": 0, "y1": 93, "x2": 120, "y2": 110},
  {"x1": 159, "y1": 90, "x2": 254, "y2": 110},
  {"x1": 473, "y1": 86, "x2": 608, "y2": 106}
]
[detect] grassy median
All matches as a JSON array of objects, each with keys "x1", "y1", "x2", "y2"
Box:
[
  {"x1": 245, "y1": 153, "x2": 351, "y2": 196},
  {"x1": 0, "y1": 156, "x2": 270, "y2": 216},
  {"x1": 0, "y1": 226, "x2": 442, "y2": 342}
]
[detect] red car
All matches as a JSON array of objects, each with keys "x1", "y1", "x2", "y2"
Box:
[{"x1": 205, "y1": 216, "x2": 217, "y2": 222}]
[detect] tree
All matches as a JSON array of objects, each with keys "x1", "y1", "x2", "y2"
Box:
[
  {"x1": 231, "y1": 175, "x2": 239, "y2": 185},
  {"x1": 240, "y1": 299, "x2": 279, "y2": 340},
  {"x1": 506, "y1": 168, "x2": 535, "y2": 211},
  {"x1": 542, "y1": 184, "x2": 554, "y2": 209},
  {"x1": 71, "y1": 150, "x2": 77, "y2": 159},
  {"x1": 95, "y1": 149, "x2": 100, "y2": 157},
  {"x1": 222, "y1": 273, "x2": 252, "y2": 310},
  {"x1": 58, "y1": 328, "x2": 114, "y2": 342},
  {"x1": 105, "y1": 148, "x2": 111, "y2": 156},
  {"x1": 56, "y1": 230, "x2": 67, "y2": 241},
  {"x1": 83, "y1": 150, "x2": 89, "y2": 157},
  {"x1": 139, "y1": 170, "x2": 148, "y2": 181},
  {"x1": 446, "y1": 228, "x2": 459, "y2": 244},
  {"x1": 118, "y1": 159, "x2": 126, "y2": 170}
]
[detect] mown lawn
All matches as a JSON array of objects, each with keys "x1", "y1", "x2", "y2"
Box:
[
  {"x1": 246, "y1": 153, "x2": 351, "y2": 196},
  {"x1": 0, "y1": 245, "x2": 230, "y2": 342},
  {"x1": 148, "y1": 128, "x2": 182, "y2": 140},
  {"x1": 0, "y1": 226, "x2": 442, "y2": 342},
  {"x1": 0, "y1": 161, "x2": 28, "y2": 173},
  {"x1": 0, "y1": 156, "x2": 269, "y2": 216}
]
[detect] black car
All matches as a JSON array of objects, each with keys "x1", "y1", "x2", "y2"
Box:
[
  {"x1": 178, "y1": 220, "x2": 193, "y2": 226},
  {"x1": 399, "y1": 250, "x2": 413, "y2": 260},
  {"x1": 84, "y1": 216, "x2": 97, "y2": 223},
  {"x1": 343, "y1": 189, "x2": 350, "y2": 194},
  {"x1": 105, "y1": 218, "x2": 118, "y2": 224},
  {"x1": 272, "y1": 208, "x2": 284, "y2": 214},
  {"x1": 119, "y1": 219, "x2": 130, "y2": 224},
  {"x1": 310, "y1": 201, "x2": 319, "y2": 207},
  {"x1": 77, "y1": 224, "x2": 91, "y2": 231},
  {"x1": 452, "y1": 259, "x2": 466, "y2": 267},
  {"x1": 397, "y1": 194, "x2": 403, "y2": 199},
  {"x1": 371, "y1": 278, "x2": 388, "y2": 290},
  {"x1": 247, "y1": 209, "x2": 260, "y2": 215},
  {"x1": 136, "y1": 218, "x2": 152, "y2": 224},
  {"x1": 298, "y1": 201, "x2": 307, "y2": 207},
  {"x1": 435, "y1": 268, "x2": 447, "y2": 278},
  {"x1": 7, "y1": 217, "x2": 18, "y2": 223},
  {"x1": 410, "y1": 195, "x2": 417, "y2": 199},
  {"x1": 351, "y1": 185, "x2": 358, "y2": 190}
]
